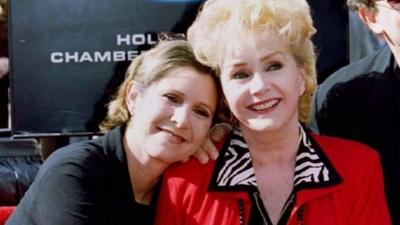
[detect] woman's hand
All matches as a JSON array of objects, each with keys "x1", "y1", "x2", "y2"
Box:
[{"x1": 186, "y1": 123, "x2": 232, "y2": 164}]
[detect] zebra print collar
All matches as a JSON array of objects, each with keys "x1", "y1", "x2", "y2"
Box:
[{"x1": 209, "y1": 124, "x2": 342, "y2": 192}]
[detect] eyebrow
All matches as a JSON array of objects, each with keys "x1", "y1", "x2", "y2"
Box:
[
  {"x1": 228, "y1": 51, "x2": 285, "y2": 68},
  {"x1": 171, "y1": 90, "x2": 215, "y2": 113},
  {"x1": 259, "y1": 51, "x2": 285, "y2": 62},
  {"x1": 198, "y1": 102, "x2": 215, "y2": 114}
]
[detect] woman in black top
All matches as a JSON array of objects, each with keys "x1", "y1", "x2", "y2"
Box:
[{"x1": 7, "y1": 40, "x2": 220, "y2": 225}]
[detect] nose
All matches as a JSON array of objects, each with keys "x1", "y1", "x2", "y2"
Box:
[
  {"x1": 249, "y1": 73, "x2": 268, "y2": 95},
  {"x1": 171, "y1": 105, "x2": 190, "y2": 128}
]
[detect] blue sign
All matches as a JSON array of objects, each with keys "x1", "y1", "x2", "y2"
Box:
[{"x1": 9, "y1": 0, "x2": 204, "y2": 136}]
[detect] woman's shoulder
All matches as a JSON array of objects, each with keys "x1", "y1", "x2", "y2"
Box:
[
  {"x1": 35, "y1": 138, "x2": 112, "y2": 183},
  {"x1": 311, "y1": 133, "x2": 381, "y2": 173},
  {"x1": 44, "y1": 139, "x2": 107, "y2": 167},
  {"x1": 163, "y1": 158, "x2": 216, "y2": 187}
]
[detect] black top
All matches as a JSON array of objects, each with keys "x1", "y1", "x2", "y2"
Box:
[
  {"x1": 7, "y1": 126, "x2": 157, "y2": 225},
  {"x1": 309, "y1": 46, "x2": 400, "y2": 225}
]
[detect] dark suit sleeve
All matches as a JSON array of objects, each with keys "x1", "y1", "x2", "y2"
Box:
[{"x1": 307, "y1": 88, "x2": 322, "y2": 134}]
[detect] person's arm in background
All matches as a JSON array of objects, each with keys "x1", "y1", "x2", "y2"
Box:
[
  {"x1": 307, "y1": 87, "x2": 322, "y2": 134},
  {"x1": 0, "y1": 57, "x2": 8, "y2": 79}
]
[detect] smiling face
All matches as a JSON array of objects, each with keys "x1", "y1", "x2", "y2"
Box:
[
  {"x1": 127, "y1": 66, "x2": 218, "y2": 164},
  {"x1": 220, "y1": 30, "x2": 305, "y2": 134}
]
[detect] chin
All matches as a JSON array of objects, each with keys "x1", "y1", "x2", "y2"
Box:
[
  {"x1": 246, "y1": 119, "x2": 279, "y2": 132},
  {"x1": 149, "y1": 153, "x2": 177, "y2": 164},
  {"x1": 148, "y1": 148, "x2": 189, "y2": 163}
]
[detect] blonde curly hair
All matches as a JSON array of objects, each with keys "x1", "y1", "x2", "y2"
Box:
[{"x1": 188, "y1": 0, "x2": 317, "y2": 122}]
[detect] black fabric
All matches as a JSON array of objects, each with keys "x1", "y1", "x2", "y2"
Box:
[
  {"x1": 248, "y1": 191, "x2": 295, "y2": 225},
  {"x1": 310, "y1": 46, "x2": 400, "y2": 225},
  {"x1": 0, "y1": 138, "x2": 42, "y2": 205},
  {"x1": 6, "y1": 126, "x2": 156, "y2": 225},
  {"x1": 248, "y1": 191, "x2": 269, "y2": 225},
  {"x1": 306, "y1": 0, "x2": 348, "y2": 83}
]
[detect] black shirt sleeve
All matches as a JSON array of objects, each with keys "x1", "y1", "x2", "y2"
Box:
[{"x1": 7, "y1": 143, "x2": 110, "y2": 225}]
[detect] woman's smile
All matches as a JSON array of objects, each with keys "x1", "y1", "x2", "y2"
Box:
[
  {"x1": 246, "y1": 98, "x2": 280, "y2": 113},
  {"x1": 156, "y1": 127, "x2": 187, "y2": 144}
]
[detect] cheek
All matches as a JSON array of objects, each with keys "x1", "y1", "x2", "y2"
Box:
[
  {"x1": 222, "y1": 84, "x2": 242, "y2": 108},
  {"x1": 298, "y1": 77, "x2": 306, "y2": 96},
  {"x1": 379, "y1": 14, "x2": 400, "y2": 42},
  {"x1": 390, "y1": 21, "x2": 400, "y2": 43},
  {"x1": 137, "y1": 101, "x2": 170, "y2": 125},
  {"x1": 150, "y1": 97, "x2": 172, "y2": 112},
  {"x1": 192, "y1": 119, "x2": 213, "y2": 142},
  {"x1": 279, "y1": 73, "x2": 305, "y2": 96}
]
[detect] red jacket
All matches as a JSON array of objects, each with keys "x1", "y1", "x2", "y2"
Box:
[{"x1": 155, "y1": 133, "x2": 391, "y2": 225}]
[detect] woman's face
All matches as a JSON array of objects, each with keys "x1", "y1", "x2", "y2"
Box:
[
  {"x1": 128, "y1": 66, "x2": 218, "y2": 163},
  {"x1": 220, "y1": 31, "x2": 305, "y2": 133}
]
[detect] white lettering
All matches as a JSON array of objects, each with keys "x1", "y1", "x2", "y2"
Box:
[
  {"x1": 116, "y1": 34, "x2": 157, "y2": 46},
  {"x1": 117, "y1": 34, "x2": 131, "y2": 46},
  {"x1": 147, "y1": 34, "x2": 157, "y2": 45},
  {"x1": 79, "y1": 52, "x2": 93, "y2": 62},
  {"x1": 65, "y1": 52, "x2": 79, "y2": 63},
  {"x1": 127, "y1": 50, "x2": 139, "y2": 60},
  {"x1": 131, "y1": 34, "x2": 145, "y2": 45},
  {"x1": 93, "y1": 51, "x2": 112, "y2": 62},
  {"x1": 50, "y1": 52, "x2": 63, "y2": 63},
  {"x1": 50, "y1": 50, "x2": 145, "y2": 63},
  {"x1": 113, "y1": 51, "x2": 126, "y2": 61}
]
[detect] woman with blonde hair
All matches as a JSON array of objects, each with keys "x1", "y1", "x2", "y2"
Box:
[
  {"x1": 7, "y1": 40, "x2": 220, "y2": 225},
  {"x1": 154, "y1": 0, "x2": 391, "y2": 224}
]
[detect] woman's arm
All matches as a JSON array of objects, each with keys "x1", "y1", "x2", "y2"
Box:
[
  {"x1": 7, "y1": 149, "x2": 108, "y2": 225},
  {"x1": 189, "y1": 123, "x2": 232, "y2": 164}
]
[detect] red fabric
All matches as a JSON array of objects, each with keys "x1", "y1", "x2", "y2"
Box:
[
  {"x1": 155, "y1": 134, "x2": 392, "y2": 225},
  {"x1": 0, "y1": 206, "x2": 15, "y2": 225}
]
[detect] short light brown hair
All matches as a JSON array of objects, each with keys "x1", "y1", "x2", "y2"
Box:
[{"x1": 188, "y1": 0, "x2": 317, "y2": 122}]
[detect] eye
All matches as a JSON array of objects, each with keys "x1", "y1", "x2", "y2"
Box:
[
  {"x1": 193, "y1": 107, "x2": 211, "y2": 119},
  {"x1": 231, "y1": 71, "x2": 250, "y2": 80},
  {"x1": 265, "y1": 62, "x2": 283, "y2": 71},
  {"x1": 163, "y1": 94, "x2": 182, "y2": 104}
]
